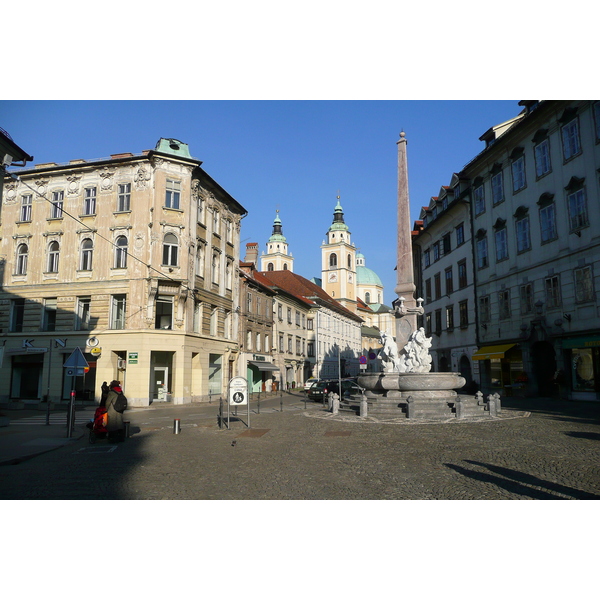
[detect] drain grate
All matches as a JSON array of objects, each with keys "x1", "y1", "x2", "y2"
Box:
[{"x1": 236, "y1": 429, "x2": 270, "y2": 438}]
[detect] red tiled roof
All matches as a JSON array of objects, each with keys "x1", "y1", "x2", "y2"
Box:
[{"x1": 258, "y1": 270, "x2": 362, "y2": 322}]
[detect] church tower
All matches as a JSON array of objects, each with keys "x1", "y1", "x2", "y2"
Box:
[
  {"x1": 261, "y1": 210, "x2": 294, "y2": 272},
  {"x1": 321, "y1": 196, "x2": 357, "y2": 313}
]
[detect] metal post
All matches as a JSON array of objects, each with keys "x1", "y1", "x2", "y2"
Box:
[
  {"x1": 173, "y1": 419, "x2": 181, "y2": 434},
  {"x1": 280, "y1": 394, "x2": 283, "y2": 412},
  {"x1": 67, "y1": 388, "x2": 75, "y2": 438},
  {"x1": 219, "y1": 397, "x2": 223, "y2": 429},
  {"x1": 45, "y1": 343, "x2": 53, "y2": 426},
  {"x1": 257, "y1": 395, "x2": 260, "y2": 414},
  {"x1": 124, "y1": 421, "x2": 130, "y2": 438}
]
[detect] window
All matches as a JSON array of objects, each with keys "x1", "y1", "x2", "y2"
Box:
[
  {"x1": 567, "y1": 188, "x2": 589, "y2": 232},
  {"x1": 256, "y1": 333, "x2": 262, "y2": 352},
  {"x1": 491, "y1": 172, "x2": 504, "y2": 205},
  {"x1": 307, "y1": 318, "x2": 313, "y2": 330},
  {"x1": 498, "y1": 289, "x2": 511, "y2": 320},
  {"x1": 193, "y1": 301, "x2": 202, "y2": 333},
  {"x1": 155, "y1": 296, "x2": 173, "y2": 329},
  {"x1": 114, "y1": 236, "x2": 128, "y2": 268},
  {"x1": 424, "y1": 249, "x2": 431, "y2": 268},
  {"x1": 247, "y1": 292, "x2": 253, "y2": 313},
  {"x1": 117, "y1": 183, "x2": 131, "y2": 212},
  {"x1": 197, "y1": 197, "x2": 204, "y2": 223},
  {"x1": 329, "y1": 253, "x2": 337, "y2": 268},
  {"x1": 47, "y1": 241, "x2": 60, "y2": 273},
  {"x1": 165, "y1": 179, "x2": 181, "y2": 209},
  {"x1": 474, "y1": 185, "x2": 485, "y2": 215},
  {"x1": 10, "y1": 298, "x2": 25, "y2": 332},
  {"x1": 76, "y1": 297, "x2": 91, "y2": 330},
  {"x1": 540, "y1": 203, "x2": 557, "y2": 243},
  {"x1": 84, "y1": 187, "x2": 97, "y2": 215},
  {"x1": 20, "y1": 194, "x2": 32, "y2": 222},
  {"x1": 479, "y1": 296, "x2": 490, "y2": 323},
  {"x1": 511, "y1": 155, "x2": 526, "y2": 192},
  {"x1": 210, "y1": 308, "x2": 218, "y2": 336},
  {"x1": 287, "y1": 307, "x2": 292, "y2": 323},
  {"x1": 263, "y1": 332, "x2": 268, "y2": 349},
  {"x1": 534, "y1": 139, "x2": 551, "y2": 178},
  {"x1": 452, "y1": 262, "x2": 466, "y2": 292},
  {"x1": 575, "y1": 266, "x2": 594, "y2": 303},
  {"x1": 16, "y1": 243, "x2": 28, "y2": 275},
  {"x1": 432, "y1": 242, "x2": 440, "y2": 262},
  {"x1": 456, "y1": 223, "x2": 465, "y2": 246},
  {"x1": 516, "y1": 216, "x2": 531, "y2": 253},
  {"x1": 425, "y1": 313, "x2": 432, "y2": 335},
  {"x1": 226, "y1": 220, "x2": 233, "y2": 243},
  {"x1": 295, "y1": 310, "x2": 300, "y2": 326},
  {"x1": 347, "y1": 254, "x2": 352, "y2": 269},
  {"x1": 296, "y1": 338, "x2": 301, "y2": 355},
  {"x1": 520, "y1": 283, "x2": 533, "y2": 315},
  {"x1": 210, "y1": 252, "x2": 219, "y2": 282},
  {"x1": 425, "y1": 279, "x2": 432, "y2": 303},
  {"x1": 442, "y1": 233, "x2": 451, "y2": 255},
  {"x1": 196, "y1": 244, "x2": 205, "y2": 278},
  {"x1": 434, "y1": 309, "x2": 442, "y2": 334},
  {"x1": 446, "y1": 305, "x2": 454, "y2": 330},
  {"x1": 278, "y1": 303, "x2": 283, "y2": 320},
  {"x1": 477, "y1": 237, "x2": 488, "y2": 269},
  {"x1": 279, "y1": 334, "x2": 284, "y2": 353},
  {"x1": 561, "y1": 118, "x2": 581, "y2": 161},
  {"x1": 226, "y1": 260, "x2": 232, "y2": 290},
  {"x1": 80, "y1": 238, "x2": 93, "y2": 270},
  {"x1": 434, "y1": 273, "x2": 441, "y2": 300},
  {"x1": 307, "y1": 342, "x2": 315, "y2": 357},
  {"x1": 213, "y1": 209, "x2": 220, "y2": 234},
  {"x1": 287, "y1": 335, "x2": 293, "y2": 354},
  {"x1": 545, "y1": 275, "x2": 561, "y2": 309},
  {"x1": 459, "y1": 300, "x2": 468, "y2": 328},
  {"x1": 495, "y1": 227, "x2": 508, "y2": 262},
  {"x1": 267, "y1": 262, "x2": 274, "y2": 271},
  {"x1": 445, "y1": 267, "x2": 453, "y2": 295},
  {"x1": 365, "y1": 291, "x2": 371, "y2": 304},
  {"x1": 51, "y1": 191, "x2": 64, "y2": 219},
  {"x1": 110, "y1": 294, "x2": 127, "y2": 329},
  {"x1": 162, "y1": 233, "x2": 179, "y2": 266},
  {"x1": 42, "y1": 298, "x2": 57, "y2": 332}
]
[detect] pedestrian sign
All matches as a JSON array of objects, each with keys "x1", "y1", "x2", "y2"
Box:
[
  {"x1": 229, "y1": 376, "x2": 248, "y2": 406},
  {"x1": 63, "y1": 347, "x2": 89, "y2": 369}
]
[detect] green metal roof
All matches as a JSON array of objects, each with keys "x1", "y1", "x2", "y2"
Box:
[{"x1": 154, "y1": 138, "x2": 193, "y2": 159}]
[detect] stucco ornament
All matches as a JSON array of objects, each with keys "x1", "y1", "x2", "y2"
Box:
[{"x1": 134, "y1": 166, "x2": 151, "y2": 190}]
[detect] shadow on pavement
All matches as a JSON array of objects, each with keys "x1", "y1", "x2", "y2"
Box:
[
  {"x1": 564, "y1": 431, "x2": 600, "y2": 441},
  {"x1": 501, "y1": 397, "x2": 600, "y2": 426},
  {"x1": 445, "y1": 459, "x2": 600, "y2": 500}
]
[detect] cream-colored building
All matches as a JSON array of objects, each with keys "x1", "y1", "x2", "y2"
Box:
[{"x1": 0, "y1": 138, "x2": 246, "y2": 407}]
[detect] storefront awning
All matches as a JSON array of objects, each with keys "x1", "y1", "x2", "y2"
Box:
[
  {"x1": 249, "y1": 361, "x2": 280, "y2": 372},
  {"x1": 472, "y1": 343, "x2": 517, "y2": 361}
]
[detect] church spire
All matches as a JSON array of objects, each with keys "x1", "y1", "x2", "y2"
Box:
[{"x1": 261, "y1": 209, "x2": 294, "y2": 272}]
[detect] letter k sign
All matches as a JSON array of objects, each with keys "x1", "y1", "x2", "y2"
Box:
[{"x1": 22, "y1": 339, "x2": 34, "y2": 348}]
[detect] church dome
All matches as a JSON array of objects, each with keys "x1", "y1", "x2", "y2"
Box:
[{"x1": 355, "y1": 253, "x2": 382, "y2": 287}]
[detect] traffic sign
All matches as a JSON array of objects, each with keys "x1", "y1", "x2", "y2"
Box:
[
  {"x1": 229, "y1": 376, "x2": 248, "y2": 406},
  {"x1": 359, "y1": 355, "x2": 367, "y2": 365},
  {"x1": 63, "y1": 347, "x2": 89, "y2": 369}
]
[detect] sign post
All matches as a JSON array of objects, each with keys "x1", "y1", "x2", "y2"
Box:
[
  {"x1": 227, "y1": 376, "x2": 249, "y2": 430},
  {"x1": 63, "y1": 348, "x2": 89, "y2": 438}
]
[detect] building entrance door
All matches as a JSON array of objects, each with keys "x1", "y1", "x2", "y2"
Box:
[{"x1": 152, "y1": 367, "x2": 169, "y2": 402}]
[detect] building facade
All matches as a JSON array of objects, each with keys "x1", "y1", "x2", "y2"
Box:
[{"x1": 0, "y1": 138, "x2": 247, "y2": 407}]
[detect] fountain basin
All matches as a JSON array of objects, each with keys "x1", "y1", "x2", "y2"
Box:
[{"x1": 358, "y1": 372, "x2": 466, "y2": 392}]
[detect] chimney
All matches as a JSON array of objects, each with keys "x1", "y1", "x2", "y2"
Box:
[{"x1": 244, "y1": 242, "x2": 259, "y2": 265}]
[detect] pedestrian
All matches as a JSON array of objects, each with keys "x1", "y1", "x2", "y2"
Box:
[
  {"x1": 105, "y1": 380, "x2": 125, "y2": 442},
  {"x1": 100, "y1": 381, "x2": 110, "y2": 407}
]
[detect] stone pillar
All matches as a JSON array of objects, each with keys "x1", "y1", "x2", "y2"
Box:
[
  {"x1": 360, "y1": 394, "x2": 368, "y2": 417},
  {"x1": 331, "y1": 393, "x2": 340, "y2": 415},
  {"x1": 395, "y1": 132, "x2": 418, "y2": 348}
]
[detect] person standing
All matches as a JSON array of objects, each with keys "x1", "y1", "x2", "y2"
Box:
[
  {"x1": 105, "y1": 380, "x2": 125, "y2": 442},
  {"x1": 100, "y1": 381, "x2": 109, "y2": 407}
]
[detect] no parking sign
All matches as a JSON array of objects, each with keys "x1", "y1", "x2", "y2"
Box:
[{"x1": 229, "y1": 376, "x2": 248, "y2": 406}]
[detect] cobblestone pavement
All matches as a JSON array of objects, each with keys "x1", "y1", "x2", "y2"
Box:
[{"x1": 0, "y1": 395, "x2": 598, "y2": 500}]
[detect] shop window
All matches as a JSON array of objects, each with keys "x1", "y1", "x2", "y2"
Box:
[{"x1": 571, "y1": 349, "x2": 596, "y2": 392}]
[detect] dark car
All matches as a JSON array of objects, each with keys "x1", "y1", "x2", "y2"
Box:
[{"x1": 307, "y1": 379, "x2": 363, "y2": 401}]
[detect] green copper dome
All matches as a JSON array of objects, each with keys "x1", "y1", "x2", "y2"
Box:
[
  {"x1": 328, "y1": 199, "x2": 349, "y2": 232},
  {"x1": 268, "y1": 211, "x2": 287, "y2": 243},
  {"x1": 356, "y1": 253, "x2": 383, "y2": 286}
]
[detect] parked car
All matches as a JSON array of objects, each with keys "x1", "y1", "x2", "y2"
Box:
[
  {"x1": 307, "y1": 379, "x2": 363, "y2": 401},
  {"x1": 303, "y1": 377, "x2": 319, "y2": 391}
]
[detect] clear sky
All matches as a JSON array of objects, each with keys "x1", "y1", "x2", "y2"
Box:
[{"x1": 1, "y1": 99, "x2": 522, "y2": 303}]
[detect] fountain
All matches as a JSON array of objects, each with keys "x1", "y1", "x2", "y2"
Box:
[{"x1": 355, "y1": 132, "x2": 497, "y2": 420}]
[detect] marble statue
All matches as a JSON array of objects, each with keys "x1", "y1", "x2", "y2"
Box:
[{"x1": 380, "y1": 327, "x2": 433, "y2": 374}]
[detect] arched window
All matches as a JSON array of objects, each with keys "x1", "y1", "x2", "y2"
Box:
[
  {"x1": 162, "y1": 233, "x2": 179, "y2": 266},
  {"x1": 16, "y1": 243, "x2": 28, "y2": 275},
  {"x1": 47, "y1": 241, "x2": 60, "y2": 273},
  {"x1": 80, "y1": 238, "x2": 93, "y2": 271},
  {"x1": 267, "y1": 262, "x2": 274, "y2": 271},
  {"x1": 212, "y1": 252, "x2": 220, "y2": 283},
  {"x1": 114, "y1": 235, "x2": 128, "y2": 269},
  {"x1": 329, "y1": 253, "x2": 337, "y2": 268},
  {"x1": 365, "y1": 292, "x2": 371, "y2": 304},
  {"x1": 283, "y1": 263, "x2": 288, "y2": 270}
]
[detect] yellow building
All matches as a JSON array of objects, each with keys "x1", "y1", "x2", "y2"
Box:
[{"x1": 0, "y1": 138, "x2": 246, "y2": 407}]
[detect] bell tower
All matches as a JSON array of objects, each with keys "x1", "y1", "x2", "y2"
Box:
[
  {"x1": 321, "y1": 196, "x2": 357, "y2": 313},
  {"x1": 261, "y1": 210, "x2": 294, "y2": 272}
]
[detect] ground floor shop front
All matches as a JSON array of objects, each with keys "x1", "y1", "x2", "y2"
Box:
[{"x1": 0, "y1": 331, "x2": 241, "y2": 408}]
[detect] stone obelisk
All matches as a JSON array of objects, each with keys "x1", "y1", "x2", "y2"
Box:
[{"x1": 394, "y1": 131, "x2": 420, "y2": 348}]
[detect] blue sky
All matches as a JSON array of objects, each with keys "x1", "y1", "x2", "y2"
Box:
[{"x1": 1, "y1": 99, "x2": 521, "y2": 303}]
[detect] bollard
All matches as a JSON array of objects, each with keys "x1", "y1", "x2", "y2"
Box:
[
  {"x1": 258, "y1": 396, "x2": 260, "y2": 414},
  {"x1": 124, "y1": 421, "x2": 130, "y2": 438},
  {"x1": 173, "y1": 418, "x2": 181, "y2": 434},
  {"x1": 280, "y1": 395, "x2": 283, "y2": 412}
]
